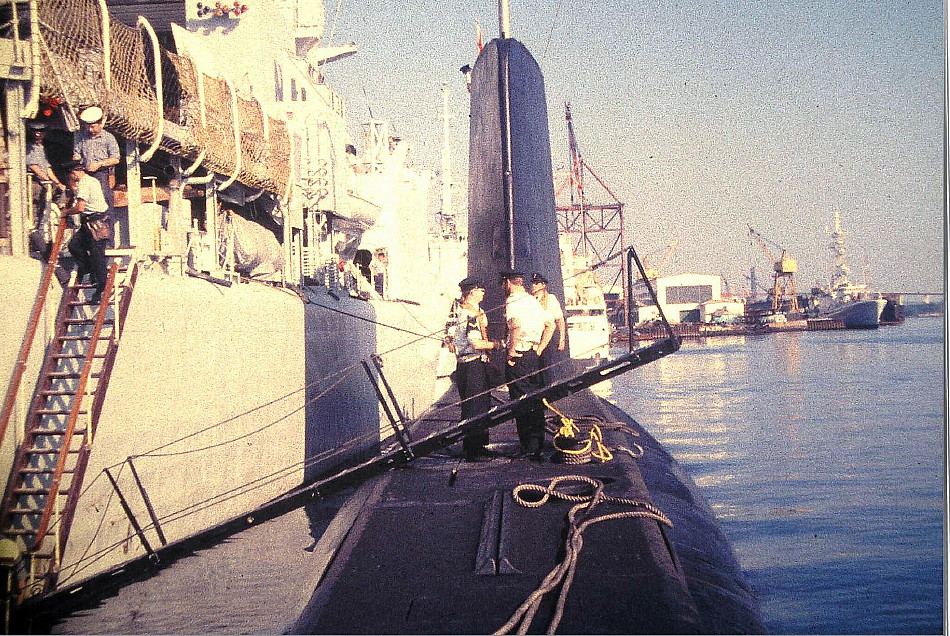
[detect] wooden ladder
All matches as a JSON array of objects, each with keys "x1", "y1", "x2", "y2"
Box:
[{"x1": 0, "y1": 251, "x2": 138, "y2": 599}]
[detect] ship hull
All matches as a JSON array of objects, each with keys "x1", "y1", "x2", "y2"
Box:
[
  {"x1": 1, "y1": 263, "x2": 449, "y2": 591},
  {"x1": 822, "y1": 298, "x2": 887, "y2": 328}
]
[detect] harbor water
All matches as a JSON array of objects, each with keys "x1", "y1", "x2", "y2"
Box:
[{"x1": 607, "y1": 317, "x2": 945, "y2": 634}]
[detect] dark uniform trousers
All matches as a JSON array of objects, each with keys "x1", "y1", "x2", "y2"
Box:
[
  {"x1": 456, "y1": 357, "x2": 491, "y2": 457},
  {"x1": 505, "y1": 349, "x2": 546, "y2": 454},
  {"x1": 88, "y1": 169, "x2": 115, "y2": 247},
  {"x1": 68, "y1": 219, "x2": 108, "y2": 297}
]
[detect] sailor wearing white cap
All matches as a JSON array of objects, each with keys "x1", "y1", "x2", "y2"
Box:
[{"x1": 73, "y1": 106, "x2": 119, "y2": 245}]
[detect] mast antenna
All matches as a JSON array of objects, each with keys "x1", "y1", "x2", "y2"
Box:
[
  {"x1": 439, "y1": 82, "x2": 455, "y2": 237},
  {"x1": 499, "y1": 0, "x2": 511, "y2": 38}
]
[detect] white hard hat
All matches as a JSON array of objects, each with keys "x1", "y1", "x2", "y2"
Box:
[{"x1": 79, "y1": 106, "x2": 104, "y2": 124}]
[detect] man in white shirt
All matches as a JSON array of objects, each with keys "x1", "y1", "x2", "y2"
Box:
[
  {"x1": 502, "y1": 270, "x2": 554, "y2": 460},
  {"x1": 531, "y1": 272, "x2": 566, "y2": 383},
  {"x1": 65, "y1": 162, "x2": 110, "y2": 303}
]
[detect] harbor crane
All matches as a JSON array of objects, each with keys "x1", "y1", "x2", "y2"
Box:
[
  {"x1": 640, "y1": 236, "x2": 678, "y2": 280},
  {"x1": 748, "y1": 225, "x2": 800, "y2": 313}
]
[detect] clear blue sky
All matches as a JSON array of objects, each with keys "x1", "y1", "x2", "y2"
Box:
[{"x1": 323, "y1": 0, "x2": 945, "y2": 294}]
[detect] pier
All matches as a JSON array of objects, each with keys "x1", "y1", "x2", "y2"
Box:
[{"x1": 622, "y1": 317, "x2": 852, "y2": 343}]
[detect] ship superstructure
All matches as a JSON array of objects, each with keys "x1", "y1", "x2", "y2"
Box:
[
  {"x1": 811, "y1": 211, "x2": 886, "y2": 327},
  {"x1": 0, "y1": 0, "x2": 460, "y2": 606}
]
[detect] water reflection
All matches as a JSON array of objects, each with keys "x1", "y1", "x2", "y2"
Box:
[{"x1": 606, "y1": 321, "x2": 944, "y2": 634}]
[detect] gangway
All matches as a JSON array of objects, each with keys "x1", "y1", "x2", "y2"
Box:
[{"x1": 0, "y1": 229, "x2": 139, "y2": 600}]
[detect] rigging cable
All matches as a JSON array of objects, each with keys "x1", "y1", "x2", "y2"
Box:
[{"x1": 541, "y1": 0, "x2": 568, "y2": 61}]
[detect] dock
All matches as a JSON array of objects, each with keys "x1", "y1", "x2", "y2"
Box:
[{"x1": 624, "y1": 318, "x2": 847, "y2": 342}]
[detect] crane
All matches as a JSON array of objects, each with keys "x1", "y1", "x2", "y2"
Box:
[
  {"x1": 748, "y1": 225, "x2": 800, "y2": 313},
  {"x1": 640, "y1": 236, "x2": 678, "y2": 280}
]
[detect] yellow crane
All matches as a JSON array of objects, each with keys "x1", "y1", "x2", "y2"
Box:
[
  {"x1": 748, "y1": 225, "x2": 800, "y2": 313},
  {"x1": 640, "y1": 236, "x2": 678, "y2": 281}
]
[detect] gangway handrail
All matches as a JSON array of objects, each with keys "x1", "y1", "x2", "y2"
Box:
[
  {"x1": 17, "y1": 334, "x2": 680, "y2": 618},
  {"x1": 0, "y1": 212, "x2": 68, "y2": 449},
  {"x1": 31, "y1": 262, "x2": 118, "y2": 552}
]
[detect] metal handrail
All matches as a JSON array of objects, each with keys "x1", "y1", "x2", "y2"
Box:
[
  {"x1": 625, "y1": 245, "x2": 676, "y2": 352},
  {"x1": 30, "y1": 261, "x2": 118, "y2": 551},
  {"x1": 0, "y1": 212, "x2": 68, "y2": 449}
]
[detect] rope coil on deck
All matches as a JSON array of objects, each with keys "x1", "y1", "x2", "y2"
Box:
[
  {"x1": 544, "y1": 400, "x2": 614, "y2": 465},
  {"x1": 498, "y1": 475, "x2": 672, "y2": 635}
]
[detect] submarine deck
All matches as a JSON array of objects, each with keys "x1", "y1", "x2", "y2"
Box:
[{"x1": 291, "y1": 387, "x2": 762, "y2": 634}]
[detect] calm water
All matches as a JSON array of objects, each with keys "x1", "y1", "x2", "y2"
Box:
[{"x1": 607, "y1": 317, "x2": 945, "y2": 634}]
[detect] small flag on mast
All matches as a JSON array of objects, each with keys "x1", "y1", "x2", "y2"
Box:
[{"x1": 475, "y1": 19, "x2": 484, "y2": 53}]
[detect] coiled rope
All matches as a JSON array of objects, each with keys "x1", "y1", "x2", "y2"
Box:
[
  {"x1": 495, "y1": 475, "x2": 672, "y2": 635},
  {"x1": 544, "y1": 400, "x2": 613, "y2": 465}
]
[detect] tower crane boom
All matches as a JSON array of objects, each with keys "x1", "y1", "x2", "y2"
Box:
[{"x1": 747, "y1": 225, "x2": 800, "y2": 313}]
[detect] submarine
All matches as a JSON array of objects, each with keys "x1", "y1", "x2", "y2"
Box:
[{"x1": 288, "y1": 14, "x2": 766, "y2": 636}]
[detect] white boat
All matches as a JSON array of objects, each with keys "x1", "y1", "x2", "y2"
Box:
[{"x1": 559, "y1": 236, "x2": 610, "y2": 359}]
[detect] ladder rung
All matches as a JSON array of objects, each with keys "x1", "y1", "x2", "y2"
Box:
[
  {"x1": 39, "y1": 390, "x2": 78, "y2": 396},
  {"x1": 2, "y1": 528, "x2": 36, "y2": 536},
  {"x1": 52, "y1": 353, "x2": 107, "y2": 359},
  {"x1": 12, "y1": 487, "x2": 70, "y2": 496},
  {"x1": 9, "y1": 508, "x2": 42, "y2": 515},
  {"x1": 68, "y1": 299, "x2": 118, "y2": 306},
  {"x1": 47, "y1": 372, "x2": 102, "y2": 378},
  {"x1": 31, "y1": 428, "x2": 87, "y2": 436},
  {"x1": 26, "y1": 447, "x2": 81, "y2": 455},
  {"x1": 64, "y1": 318, "x2": 114, "y2": 325},
  {"x1": 19, "y1": 468, "x2": 75, "y2": 475},
  {"x1": 36, "y1": 409, "x2": 88, "y2": 416}
]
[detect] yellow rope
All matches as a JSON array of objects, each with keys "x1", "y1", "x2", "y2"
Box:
[
  {"x1": 588, "y1": 425, "x2": 613, "y2": 462},
  {"x1": 542, "y1": 398, "x2": 577, "y2": 438}
]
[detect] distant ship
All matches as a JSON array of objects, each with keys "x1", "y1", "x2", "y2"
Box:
[
  {"x1": 559, "y1": 236, "x2": 610, "y2": 360},
  {"x1": 810, "y1": 212, "x2": 886, "y2": 328}
]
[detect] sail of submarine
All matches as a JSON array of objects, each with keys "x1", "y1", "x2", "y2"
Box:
[{"x1": 465, "y1": 22, "x2": 569, "y2": 376}]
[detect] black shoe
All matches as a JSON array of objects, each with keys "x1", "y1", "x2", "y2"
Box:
[
  {"x1": 529, "y1": 453, "x2": 545, "y2": 463},
  {"x1": 90, "y1": 292, "x2": 102, "y2": 305},
  {"x1": 478, "y1": 448, "x2": 501, "y2": 458}
]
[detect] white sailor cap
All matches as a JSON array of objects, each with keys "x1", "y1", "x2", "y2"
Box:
[{"x1": 79, "y1": 106, "x2": 104, "y2": 124}]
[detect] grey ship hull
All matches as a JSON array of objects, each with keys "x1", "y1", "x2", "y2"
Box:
[{"x1": 823, "y1": 298, "x2": 886, "y2": 328}]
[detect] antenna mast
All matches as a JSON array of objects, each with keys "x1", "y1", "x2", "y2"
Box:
[
  {"x1": 499, "y1": 0, "x2": 511, "y2": 37},
  {"x1": 439, "y1": 82, "x2": 455, "y2": 237}
]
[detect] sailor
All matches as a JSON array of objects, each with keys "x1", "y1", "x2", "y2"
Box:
[
  {"x1": 64, "y1": 161, "x2": 110, "y2": 304},
  {"x1": 73, "y1": 106, "x2": 120, "y2": 246},
  {"x1": 501, "y1": 270, "x2": 554, "y2": 461},
  {"x1": 448, "y1": 277, "x2": 500, "y2": 461},
  {"x1": 531, "y1": 272, "x2": 566, "y2": 382},
  {"x1": 26, "y1": 121, "x2": 66, "y2": 252}
]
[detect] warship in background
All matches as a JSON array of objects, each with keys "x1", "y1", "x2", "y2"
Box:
[{"x1": 810, "y1": 212, "x2": 887, "y2": 328}]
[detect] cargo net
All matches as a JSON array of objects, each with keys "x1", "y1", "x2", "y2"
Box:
[
  {"x1": 160, "y1": 49, "x2": 203, "y2": 157},
  {"x1": 36, "y1": 0, "x2": 290, "y2": 195}
]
